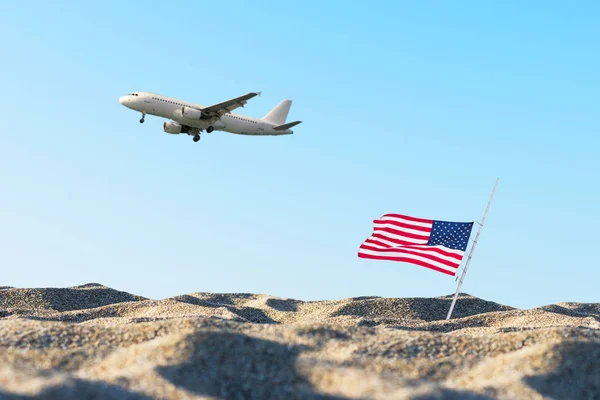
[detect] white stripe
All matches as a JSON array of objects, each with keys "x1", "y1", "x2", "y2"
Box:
[
  {"x1": 373, "y1": 229, "x2": 429, "y2": 244},
  {"x1": 405, "y1": 244, "x2": 465, "y2": 256},
  {"x1": 362, "y1": 242, "x2": 464, "y2": 264},
  {"x1": 380, "y1": 215, "x2": 433, "y2": 228},
  {"x1": 366, "y1": 236, "x2": 465, "y2": 257},
  {"x1": 365, "y1": 235, "x2": 403, "y2": 248},
  {"x1": 363, "y1": 239, "x2": 395, "y2": 249},
  {"x1": 374, "y1": 222, "x2": 431, "y2": 237},
  {"x1": 358, "y1": 248, "x2": 459, "y2": 272}
]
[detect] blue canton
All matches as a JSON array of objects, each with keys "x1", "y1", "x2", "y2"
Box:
[{"x1": 426, "y1": 220, "x2": 474, "y2": 251}]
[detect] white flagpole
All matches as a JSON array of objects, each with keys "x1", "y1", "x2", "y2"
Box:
[{"x1": 446, "y1": 178, "x2": 499, "y2": 320}]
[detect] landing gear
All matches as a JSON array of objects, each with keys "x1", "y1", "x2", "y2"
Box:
[
  {"x1": 139, "y1": 113, "x2": 145, "y2": 124},
  {"x1": 188, "y1": 128, "x2": 202, "y2": 143},
  {"x1": 207, "y1": 126, "x2": 214, "y2": 133}
]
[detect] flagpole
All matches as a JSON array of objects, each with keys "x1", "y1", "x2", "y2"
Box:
[{"x1": 446, "y1": 178, "x2": 499, "y2": 320}]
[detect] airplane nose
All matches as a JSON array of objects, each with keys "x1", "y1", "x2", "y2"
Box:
[{"x1": 119, "y1": 96, "x2": 127, "y2": 105}]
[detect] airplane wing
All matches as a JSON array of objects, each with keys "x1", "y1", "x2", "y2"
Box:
[{"x1": 200, "y1": 92, "x2": 261, "y2": 118}]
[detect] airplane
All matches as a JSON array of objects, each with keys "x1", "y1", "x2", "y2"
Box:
[{"x1": 118, "y1": 91, "x2": 301, "y2": 142}]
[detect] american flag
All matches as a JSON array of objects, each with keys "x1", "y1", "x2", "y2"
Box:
[{"x1": 358, "y1": 213, "x2": 474, "y2": 276}]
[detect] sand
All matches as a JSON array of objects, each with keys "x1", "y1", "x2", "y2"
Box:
[{"x1": 0, "y1": 283, "x2": 598, "y2": 399}]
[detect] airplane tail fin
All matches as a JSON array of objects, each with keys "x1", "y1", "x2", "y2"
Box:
[{"x1": 261, "y1": 100, "x2": 292, "y2": 125}]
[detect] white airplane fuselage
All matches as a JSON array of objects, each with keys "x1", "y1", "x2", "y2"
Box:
[{"x1": 119, "y1": 92, "x2": 294, "y2": 137}]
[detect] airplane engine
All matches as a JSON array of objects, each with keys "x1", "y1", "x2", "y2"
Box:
[
  {"x1": 181, "y1": 106, "x2": 203, "y2": 120},
  {"x1": 163, "y1": 122, "x2": 189, "y2": 134}
]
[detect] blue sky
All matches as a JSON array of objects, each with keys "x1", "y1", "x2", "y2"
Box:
[{"x1": 1, "y1": 1, "x2": 598, "y2": 309}]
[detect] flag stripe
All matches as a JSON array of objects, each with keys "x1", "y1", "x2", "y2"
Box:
[
  {"x1": 373, "y1": 222, "x2": 432, "y2": 237},
  {"x1": 365, "y1": 236, "x2": 408, "y2": 248},
  {"x1": 358, "y1": 248, "x2": 458, "y2": 272},
  {"x1": 382, "y1": 214, "x2": 433, "y2": 225},
  {"x1": 373, "y1": 225, "x2": 431, "y2": 241},
  {"x1": 372, "y1": 233, "x2": 427, "y2": 246},
  {"x1": 358, "y1": 252, "x2": 456, "y2": 276},
  {"x1": 364, "y1": 238, "x2": 464, "y2": 259},
  {"x1": 359, "y1": 244, "x2": 462, "y2": 268},
  {"x1": 361, "y1": 239, "x2": 463, "y2": 265},
  {"x1": 400, "y1": 244, "x2": 465, "y2": 257},
  {"x1": 373, "y1": 219, "x2": 433, "y2": 233}
]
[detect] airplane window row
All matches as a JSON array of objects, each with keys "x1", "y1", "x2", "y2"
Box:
[
  {"x1": 152, "y1": 97, "x2": 186, "y2": 107},
  {"x1": 228, "y1": 115, "x2": 256, "y2": 124}
]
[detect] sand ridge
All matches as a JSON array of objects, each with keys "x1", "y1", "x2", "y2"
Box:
[{"x1": 0, "y1": 283, "x2": 598, "y2": 399}]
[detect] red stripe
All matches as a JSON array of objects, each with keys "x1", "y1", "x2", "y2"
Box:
[
  {"x1": 364, "y1": 238, "x2": 463, "y2": 261},
  {"x1": 365, "y1": 238, "x2": 397, "y2": 247},
  {"x1": 358, "y1": 252, "x2": 456, "y2": 276},
  {"x1": 373, "y1": 226, "x2": 430, "y2": 241},
  {"x1": 374, "y1": 219, "x2": 432, "y2": 233},
  {"x1": 383, "y1": 214, "x2": 433, "y2": 224},
  {"x1": 360, "y1": 244, "x2": 462, "y2": 267},
  {"x1": 359, "y1": 244, "x2": 461, "y2": 268},
  {"x1": 372, "y1": 233, "x2": 420, "y2": 247},
  {"x1": 406, "y1": 245, "x2": 464, "y2": 261}
]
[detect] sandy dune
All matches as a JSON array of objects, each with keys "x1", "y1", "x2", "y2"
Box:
[{"x1": 0, "y1": 283, "x2": 598, "y2": 399}]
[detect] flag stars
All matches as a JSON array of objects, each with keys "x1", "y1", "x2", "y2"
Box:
[{"x1": 427, "y1": 221, "x2": 474, "y2": 251}]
